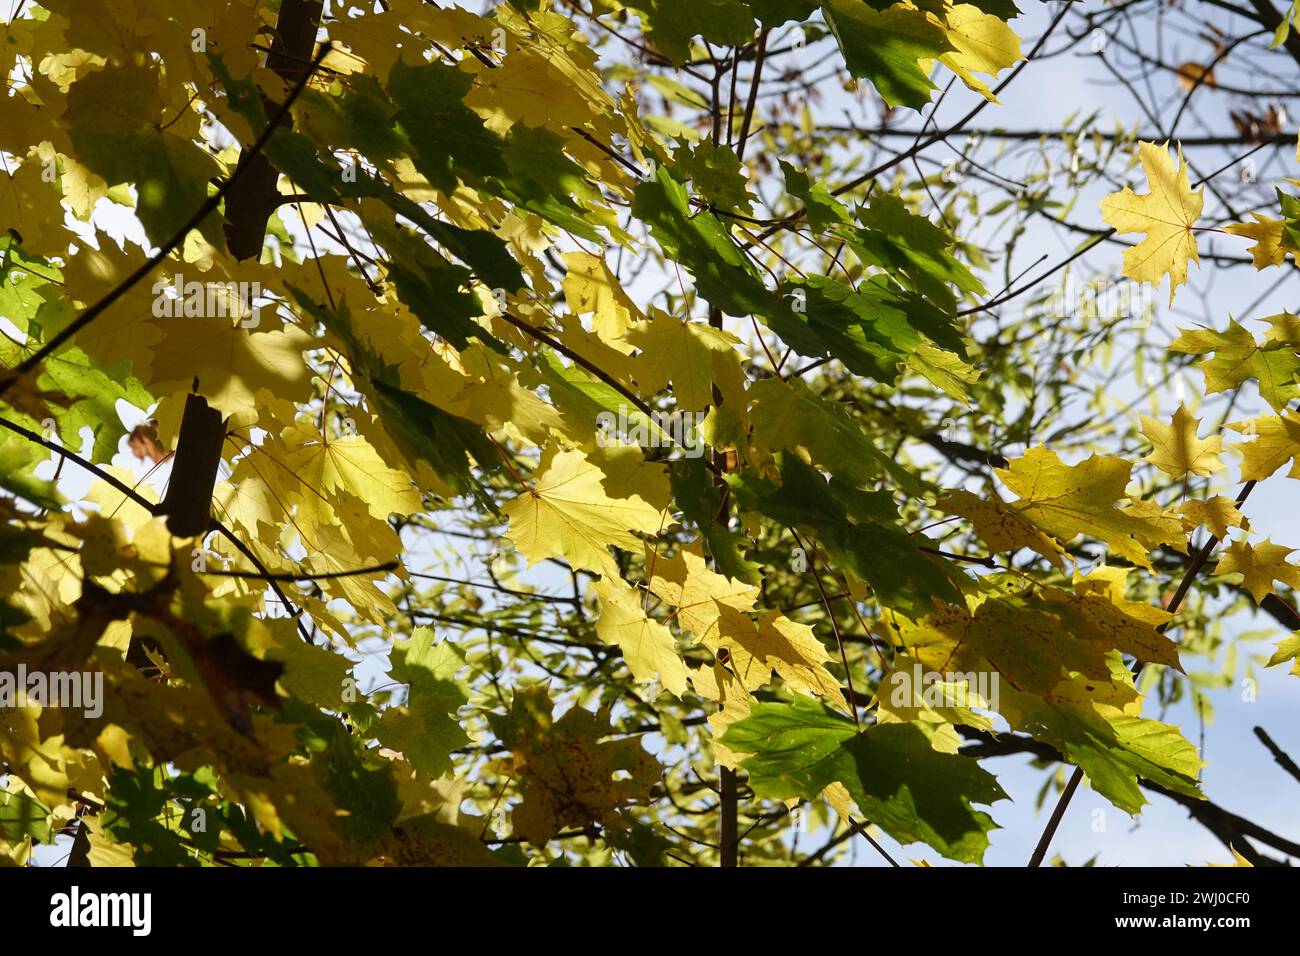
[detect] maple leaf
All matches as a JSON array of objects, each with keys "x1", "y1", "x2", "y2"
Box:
[
  {"x1": 645, "y1": 546, "x2": 758, "y2": 647},
  {"x1": 147, "y1": 318, "x2": 317, "y2": 418},
  {"x1": 0, "y1": 160, "x2": 70, "y2": 257},
  {"x1": 688, "y1": 660, "x2": 751, "y2": 769},
  {"x1": 1204, "y1": 846, "x2": 1254, "y2": 867},
  {"x1": 1229, "y1": 410, "x2": 1300, "y2": 480},
  {"x1": 1169, "y1": 319, "x2": 1300, "y2": 411},
  {"x1": 502, "y1": 445, "x2": 664, "y2": 578},
  {"x1": 996, "y1": 446, "x2": 1182, "y2": 570},
  {"x1": 673, "y1": 138, "x2": 757, "y2": 215},
  {"x1": 593, "y1": 576, "x2": 688, "y2": 697},
  {"x1": 823, "y1": 0, "x2": 954, "y2": 109},
  {"x1": 372, "y1": 626, "x2": 470, "y2": 778},
  {"x1": 619, "y1": 0, "x2": 754, "y2": 65},
  {"x1": 1212, "y1": 538, "x2": 1300, "y2": 603},
  {"x1": 624, "y1": 309, "x2": 741, "y2": 412},
  {"x1": 1226, "y1": 214, "x2": 1290, "y2": 268},
  {"x1": 713, "y1": 604, "x2": 848, "y2": 709},
  {"x1": 939, "y1": 488, "x2": 1065, "y2": 567},
  {"x1": 561, "y1": 251, "x2": 643, "y2": 346},
  {"x1": 897, "y1": 576, "x2": 1180, "y2": 701},
  {"x1": 722, "y1": 696, "x2": 1007, "y2": 864},
  {"x1": 1139, "y1": 404, "x2": 1223, "y2": 478},
  {"x1": 933, "y1": 2, "x2": 1024, "y2": 103},
  {"x1": 1180, "y1": 496, "x2": 1247, "y2": 540},
  {"x1": 999, "y1": 688, "x2": 1204, "y2": 814},
  {"x1": 490, "y1": 685, "x2": 659, "y2": 846},
  {"x1": 748, "y1": 377, "x2": 922, "y2": 493},
  {"x1": 59, "y1": 61, "x2": 220, "y2": 247},
  {"x1": 1100, "y1": 141, "x2": 1204, "y2": 303},
  {"x1": 1267, "y1": 631, "x2": 1300, "y2": 677},
  {"x1": 278, "y1": 426, "x2": 423, "y2": 523},
  {"x1": 0, "y1": 430, "x2": 58, "y2": 509}
]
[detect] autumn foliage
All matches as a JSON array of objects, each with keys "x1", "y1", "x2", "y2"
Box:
[{"x1": 0, "y1": 0, "x2": 1298, "y2": 867}]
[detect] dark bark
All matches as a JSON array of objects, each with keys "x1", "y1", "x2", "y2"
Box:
[{"x1": 221, "y1": 0, "x2": 323, "y2": 261}]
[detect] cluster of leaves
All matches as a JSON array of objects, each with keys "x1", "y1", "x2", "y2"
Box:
[{"x1": 0, "y1": 0, "x2": 1295, "y2": 868}]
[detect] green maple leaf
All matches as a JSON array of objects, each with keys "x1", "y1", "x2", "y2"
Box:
[
  {"x1": 727, "y1": 453, "x2": 966, "y2": 615},
  {"x1": 375, "y1": 626, "x2": 470, "y2": 779},
  {"x1": 0, "y1": 337, "x2": 154, "y2": 463},
  {"x1": 1001, "y1": 688, "x2": 1204, "y2": 814},
  {"x1": 671, "y1": 456, "x2": 763, "y2": 584},
  {"x1": 387, "y1": 58, "x2": 508, "y2": 193},
  {"x1": 632, "y1": 162, "x2": 772, "y2": 318},
  {"x1": 61, "y1": 62, "x2": 220, "y2": 247},
  {"x1": 1169, "y1": 319, "x2": 1300, "y2": 412},
  {"x1": 722, "y1": 695, "x2": 1007, "y2": 864},
  {"x1": 0, "y1": 429, "x2": 58, "y2": 509},
  {"x1": 851, "y1": 192, "x2": 986, "y2": 313},
  {"x1": 674, "y1": 139, "x2": 757, "y2": 215},
  {"x1": 821, "y1": 0, "x2": 954, "y2": 110},
  {"x1": 747, "y1": 377, "x2": 926, "y2": 494},
  {"x1": 621, "y1": 0, "x2": 757, "y2": 64}
]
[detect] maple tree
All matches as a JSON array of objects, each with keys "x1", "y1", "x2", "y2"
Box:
[{"x1": 0, "y1": 0, "x2": 1298, "y2": 869}]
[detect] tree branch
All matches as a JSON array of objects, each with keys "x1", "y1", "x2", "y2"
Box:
[
  {"x1": 221, "y1": 0, "x2": 324, "y2": 260},
  {"x1": 961, "y1": 728, "x2": 1299, "y2": 865},
  {"x1": 1254, "y1": 726, "x2": 1300, "y2": 788}
]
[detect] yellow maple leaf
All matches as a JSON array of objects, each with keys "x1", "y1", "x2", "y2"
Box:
[
  {"x1": 934, "y1": 3, "x2": 1023, "y2": 103},
  {"x1": 61, "y1": 240, "x2": 167, "y2": 375},
  {"x1": 1229, "y1": 411, "x2": 1300, "y2": 480},
  {"x1": 1100, "y1": 141, "x2": 1203, "y2": 304},
  {"x1": 449, "y1": 345, "x2": 567, "y2": 449},
  {"x1": 997, "y1": 446, "x2": 1182, "y2": 570},
  {"x1": 0, "y1": 159, "x2": 71, "y2": 257},
  {"x1": 713, "y1": 604, "x2": 848, "y2": 710},
  {"x1": 876, "y1": 651, "x2": 997, "y2": 732},
  {"x1": 1225, "y1": 214, "x2": 1289, "y2": 268},
  {"x1": 463, "y1": 47, "x2": 597, "y2": 136},
  {"x1": 147, "y1": 318, "x2": 316, "y2": 418},
  {"x1": 1204, "y1": 846, "x2": 1254, "y2": 867},
  {"x1": 645, "y1": 545, "x2": 758, "y2": 645},
  {"x1": 593, "y1": 576, "x2": 688, "y2": 696},
  {"x1": 502, "y1": 445, "x2": 663, "y2": 578},
  {"x1": 279, "y1": 426, "x2": 422, "y2": 523},
  {"x1": 300, "y1": 523, "x2": 397, "y2": 625},
  {"x1": 624, "y1": 309, "x2": 742, "y2": 412},
  {"x1": 1139, "y1": 404, "x2": 1223, "y2": 478},
  {"x1": 562, "y1": 251, "x2": 643, "y2": 348},
  {"x1": 689, "y1": 661, "x2": 751, "y2": 768},
  {"x1": 939, "y1": 488, "x2": 1065, "y2": 567},
  {"x1": 1212, "y1": 537, "x2": 1300, "y2": 603},
  {"x1": 1179, "y1": 496, "x2": 1247, "y2": 540},
  {"x1": 1267, "y1": 631, "x2": 1300, "y2": 677},
  {"x1": 898, "y1": 576, "x2": 1180, "y2": 700}
]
